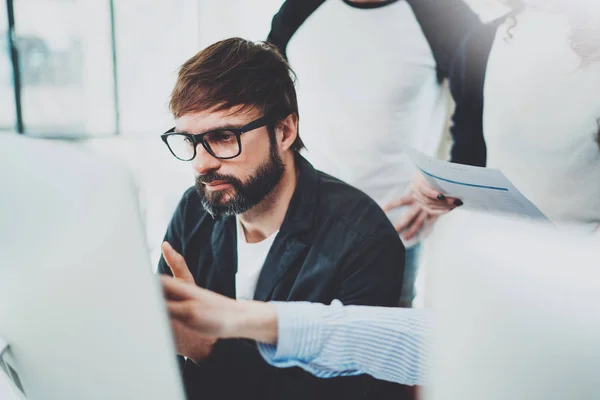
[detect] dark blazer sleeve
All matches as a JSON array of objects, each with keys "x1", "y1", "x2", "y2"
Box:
[
  {"x1": 335, "y1": 230, "x2": 405, "y2": 308},
  {"x1": 447, "y1": 17, "x2": 508, "y2": 167},
  {"x1": 181, "y1": 339, "x2": 270, "y2": 400},
  {"x1": 266, "y1": 0, "x2": 326, "y2": 59},
  {"x1": 325, "y1": 223, "x2": 407, "y2": 398}
]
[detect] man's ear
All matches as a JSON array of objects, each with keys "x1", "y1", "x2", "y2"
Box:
[{"x1": 276, "y1": 114, "x2": 299, "y2": 152}]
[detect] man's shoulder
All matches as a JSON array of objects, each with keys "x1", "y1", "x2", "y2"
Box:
[{"x1": 314, "y1": 171, "x2": 397, "y2": 241}]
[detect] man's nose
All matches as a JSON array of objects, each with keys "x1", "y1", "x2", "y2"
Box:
[{"x1": 192, "y1": 143, "x2": 221, "y2": 175}]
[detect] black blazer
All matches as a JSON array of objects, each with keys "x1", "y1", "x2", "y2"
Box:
[{"x1": 159, "y1": 155, "x2": 405, "y2": 400}]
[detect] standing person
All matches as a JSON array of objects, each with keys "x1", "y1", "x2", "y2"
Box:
[
  {"x1": 158, "y1": 38, "x2": 404, "y2": 400},
  {"x1": 268, "y1": 0, "x2": 484, "y2": 308},
  {"x1": 404, "y1": 0, "x2": 600, "y2": 235}
]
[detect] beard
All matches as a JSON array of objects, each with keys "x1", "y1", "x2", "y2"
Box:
[{"x1": 194, "y1": 147, "x2": 285, "y2": 217}]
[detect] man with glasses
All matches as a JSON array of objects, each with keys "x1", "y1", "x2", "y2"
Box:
[{"x1": 158, "y1": 38, "x2": 405, "y2": 400}]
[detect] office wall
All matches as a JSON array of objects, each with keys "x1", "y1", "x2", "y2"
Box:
[
  {"x1": 196, "y1": 0, "x2": 284, "y2": 48},
  {"x1": 114, "y1": 0, "x2": 200, "y2": 135},
  {"x1": 111, "y1": 0, "x2": 284, "y2": 136}
]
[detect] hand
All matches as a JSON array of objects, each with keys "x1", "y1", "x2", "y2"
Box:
[
  {"x1": 171, "y1": 320, "x2": 217, "y2": 364},
  {"x1": 383, "y1": 198, "x2": 435, "y2": 241},
  {"x1": 161, "y1": 241, "x2": 194, "y2": 283},
  {"x1": 161, "y1": 242, "x2": 216, "y2": 362},
  {"x1": 408, "y1": 173, "x2": 462, "y2": 212},
  {"x1": 161, "y1": 276, "x2": 278, "y2": 345},
  {"x1": 383, "y1": 174, "x2": 463, "y2": 240}
]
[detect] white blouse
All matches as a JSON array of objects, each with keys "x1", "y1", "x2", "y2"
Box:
[{"x1": 483, "y1": 10, "x2": 600, "y2": 233}]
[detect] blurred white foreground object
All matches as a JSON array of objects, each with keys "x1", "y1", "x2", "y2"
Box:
[
  {"x1": 0, "y1": 134, "x2": 184, "y2": 400},
  {"x1": 428, "y1": 210, "x2": 600, "y2": 400}
]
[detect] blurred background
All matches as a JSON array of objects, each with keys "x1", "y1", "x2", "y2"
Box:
[
  {"x1": 0, "y1": 0, "x2": 508, "y2": 136},
  {"x1": 0, "y1": 0, "x2": 508, "y2": 268}
]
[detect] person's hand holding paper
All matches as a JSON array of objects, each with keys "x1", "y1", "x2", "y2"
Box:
[
  {"x1": 405, "y1": 149, "x2": 549, "y2": 221},
  {"x1": 383, "y1": 173, "x2": 461, "y2": 240},
  {"x1": 407, "y1": 173, "x2": 463, "y2": 212}
]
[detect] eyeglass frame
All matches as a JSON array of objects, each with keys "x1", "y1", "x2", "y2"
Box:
[{"x1": 161, "y1": 115, "x2": 272, "y2": 161}]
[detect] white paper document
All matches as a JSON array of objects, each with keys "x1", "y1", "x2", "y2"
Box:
[{"x1": 407, "y1": 149, "x2": 550, "y2": 221}]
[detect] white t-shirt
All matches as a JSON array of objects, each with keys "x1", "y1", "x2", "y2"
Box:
[
  {"x1": 235, "y1": 217, "x2": 279, "y2": 301},
  {"x1": 484, "y1": 11, "x2": 600, "y2": 233}
]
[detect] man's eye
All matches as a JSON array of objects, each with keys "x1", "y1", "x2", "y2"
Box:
[{"x1": 215, "y1": 132, "x2": 235, "y2": 142}]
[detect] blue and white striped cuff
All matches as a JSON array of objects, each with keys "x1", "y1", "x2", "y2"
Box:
[{"x1": 257, "y1": 301, "x2": 343, "y2": 365}]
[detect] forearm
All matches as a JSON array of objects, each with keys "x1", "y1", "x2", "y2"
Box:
[
  {"x1": 220, "y1": 298, "x2": 433, "y2": 385},
  {"x1": 256, "y1": 301, "x2": 433, "y2": 386},
  {"x1": 163, "y1": 277, "x2": 432, "y2": 385},
  {"x1": 225, "y1": 300, "x2": 279, "y2": 344}
]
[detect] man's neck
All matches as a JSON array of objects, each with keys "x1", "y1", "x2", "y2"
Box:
[{"x1": 239, "y1": 154, "x2": 298, "y2": 244}]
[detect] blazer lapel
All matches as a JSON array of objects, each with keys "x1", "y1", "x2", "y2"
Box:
[
  {"x1": 253, "y1": 154, "x2": 319, "y2": 302},
  {"x1": 253, "y1": 236, "x2": 307, "y2": 302}
]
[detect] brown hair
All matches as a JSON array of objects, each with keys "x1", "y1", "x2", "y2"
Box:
[{"x1": 170, "y1": 38, "x2": 304, "y2": 151}]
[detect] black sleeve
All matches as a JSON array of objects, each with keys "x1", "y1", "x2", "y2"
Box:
[
  {"x1": 335, "y1": 231, "x2": 405, "y2": 308},
  {"x1": 184, "y1": 338, "x2": 373, "y2": 400},
  {"x1": 447, "y1": 16, "x2": 508, "y2": 167},
  {"x1": 330, "y1": 229, "x2": 407, "y2": 397},
  {"x1": 182, "y1": 339, "x2": 271, "y2": 399},
  {"x1": 406, "y1": 0, "x2": 483, "y2": 79},
  {"x1": 266, "y1": 0, "x2": 326, "y2": 59}
]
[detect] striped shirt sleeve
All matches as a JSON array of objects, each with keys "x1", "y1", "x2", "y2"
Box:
[{"x1": 257, "y1": 300, "x2": 433, "y2": 386}]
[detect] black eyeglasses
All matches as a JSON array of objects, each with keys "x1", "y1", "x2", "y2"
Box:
[{"x1": 161, "y1": 115, "x2": 271, "y2": 161}]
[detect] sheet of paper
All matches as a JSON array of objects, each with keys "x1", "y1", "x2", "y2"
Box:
[{"x1": 407, "y1": 149, "x2": 550, "y2": 221}]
